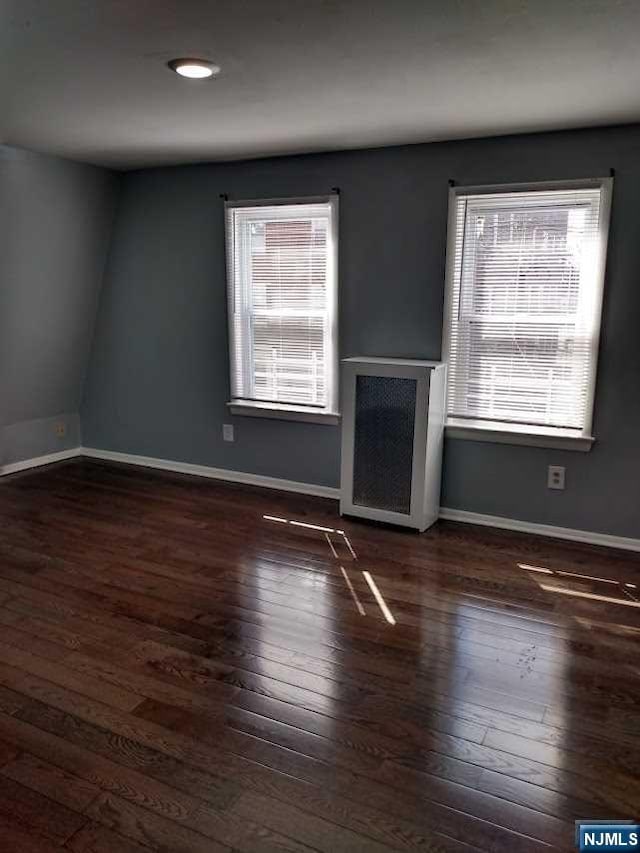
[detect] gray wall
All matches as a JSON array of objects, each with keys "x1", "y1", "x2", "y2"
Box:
[
  {"x1": 82, "y1": 126, "x2": 640, "y2": 538},
  {"x1": 0, "y1": 145, "x2": 119, "y2": 465}
]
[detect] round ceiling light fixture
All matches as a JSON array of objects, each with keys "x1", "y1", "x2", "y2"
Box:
[{"x1": 168, "y1": 58, "x2": 220, "y2": 79}]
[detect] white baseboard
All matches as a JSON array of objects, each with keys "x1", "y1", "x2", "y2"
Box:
[
  {"x1": 0, "y1": 447, "x2": 82, "y2": 476},
  {"x1": 4, "y1": 444, "x2": 638, "y2": 553},
  {"x1": 80, "y1": 447, "x2": 341, "y2": 500},
  {"x1": 438, "y1": 507, "x2": 640, "y2": 553}
]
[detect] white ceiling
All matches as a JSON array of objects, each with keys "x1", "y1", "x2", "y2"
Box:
[{"x1": 2, "y1": 0, "x2": 639, "y2": 170}]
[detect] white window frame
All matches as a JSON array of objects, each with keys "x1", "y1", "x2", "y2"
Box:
[
  {"x1": 224, "y1": 195, "x2": 340, "y2": 425},
  {"x1": 441, "y1": 178, "x2": 613, "y2": 452}
]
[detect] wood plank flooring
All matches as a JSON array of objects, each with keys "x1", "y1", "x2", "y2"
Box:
[{"x1": 0, "y1": 458, "x2": 638, "y2": 851}]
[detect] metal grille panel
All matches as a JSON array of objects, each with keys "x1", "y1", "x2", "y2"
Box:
[{"x1": 352, "y1": 375, "x2": 416, "y2": 514}]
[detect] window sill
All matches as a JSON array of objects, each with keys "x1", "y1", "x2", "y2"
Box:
[
  {"x1": 445, "y1": 421, "x2": 594, "y2": 452},
  {"x1": 228, "y1": 400, "x2": 341, "y2": 425}
]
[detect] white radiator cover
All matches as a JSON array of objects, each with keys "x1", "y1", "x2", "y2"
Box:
[{"x1": 340, "y1": 357, "x2": 446, "y2": 531}]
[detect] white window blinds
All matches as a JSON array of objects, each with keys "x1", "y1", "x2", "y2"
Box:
[
  {"x1": 225, "y1": 197, "x2": 338, "y2": 414},
  {"x1": 443, "y1": 181, "x2": 612, "y2": 437}
]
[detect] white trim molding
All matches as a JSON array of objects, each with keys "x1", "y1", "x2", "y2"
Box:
[
  {"x1": 82, "y1": 448, "x2": 640, "y2": 551},
  {"x1": 228, "y1": 400, "x2": 340, "y2": 425},
  {"x1": 438, "y1": 507, "x2": 640, "y2": 553},
  {"x1": 0, "y1": 447, "x2": 82, "y2": 476},
  {"x1": 80, "y1": 447, "x2": 340, "y2": 499},
  {"x1": 445, "y1": 423, "x2": 594, "y2": 452},
  {"x1": 3, "y1": 445, "x2": 638, "y2": 554}
]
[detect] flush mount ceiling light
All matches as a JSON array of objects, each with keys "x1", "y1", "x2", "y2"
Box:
[{"x1": 168, "y1": 58, "x2": 220, "y2": 79}]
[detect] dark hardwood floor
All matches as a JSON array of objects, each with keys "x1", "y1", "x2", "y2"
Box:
[{"x1": 0, "y1": 458, "x2": 638, "y2": 851}]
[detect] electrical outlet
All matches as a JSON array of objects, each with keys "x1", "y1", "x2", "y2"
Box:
[
  {"x1": 222, "y1": 423, "x2": 234, "y2": 442},
  {"x1": 547, "y1": 465, "x2": 565, "y2": 490},
  {"x1": 55, "y1": 422, "x2": 66, "y2": 438}
]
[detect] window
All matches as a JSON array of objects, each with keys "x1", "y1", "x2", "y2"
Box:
[
  {"x1": 442, "y1": 179, "x2": 613, "y2": 450},
  {"x1": 225, "y1": 196, "x2": 339, "y2": 423}
]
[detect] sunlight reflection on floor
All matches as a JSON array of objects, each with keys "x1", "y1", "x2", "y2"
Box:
[
  {"x1": 519, "y1": 562, "x2": 639, "y2": 607},
  {"x1": 263, "y1": 513, "x2": 397, "y2": 625}
]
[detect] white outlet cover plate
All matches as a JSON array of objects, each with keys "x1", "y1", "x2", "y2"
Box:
[{"x1": 547, "y1": 465, "x2": 565, "y2": 490}]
